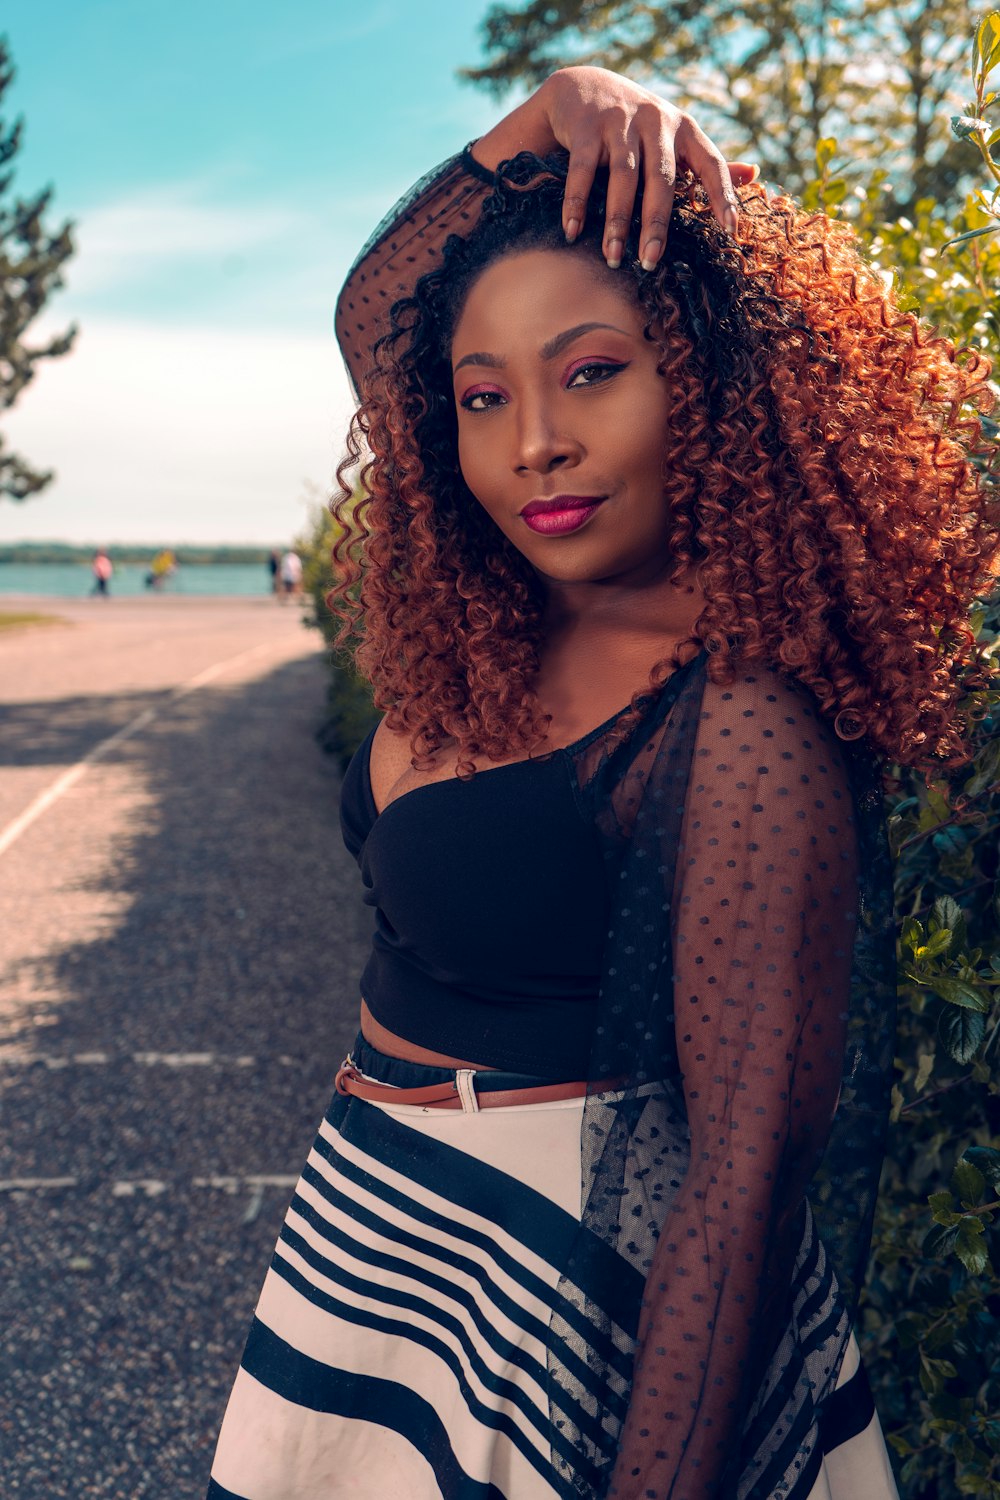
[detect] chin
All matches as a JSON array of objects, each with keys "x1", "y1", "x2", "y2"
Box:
[{"x1": 533, "y1": 556, "x2": 618, "y2": 583}]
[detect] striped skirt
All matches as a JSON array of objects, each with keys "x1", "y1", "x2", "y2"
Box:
[{"x1": 207, "y1": 1038, "x2": 899, "y2": 1499}]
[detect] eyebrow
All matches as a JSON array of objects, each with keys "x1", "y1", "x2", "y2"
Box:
[{"x1": 452, "y1": 321, "x2": 630, "y2": 375}]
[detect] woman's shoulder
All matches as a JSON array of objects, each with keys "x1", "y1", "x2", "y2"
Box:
[
  {"x1": 369, "y1": 717, "x2": 411, "y2": 813},
  {"x1": 694, "y1": 653, "x2": 858, "y2": 762}
]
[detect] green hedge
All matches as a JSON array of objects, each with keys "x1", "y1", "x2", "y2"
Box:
[{"x1": 297, "y1": 503, "x2": 379, "y2": 771}]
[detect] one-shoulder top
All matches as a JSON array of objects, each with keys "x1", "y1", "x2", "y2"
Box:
[{"x1": 338, "y1": 714, "x2": 641, "y2": 1077}]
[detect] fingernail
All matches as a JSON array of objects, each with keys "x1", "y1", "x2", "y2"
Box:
[
  {"x1": 723, "y1": 206, "x2": 739, "y2": 235},
  {"x1": 606, "y1": 237, "x2": 623, "y2": 269},
  {"x1": 749, "y1": 164, "x2": 761, "y2": 183},
  {"x1": 565, "y1": 217, "x2": 580, "y2": 243},
  {"x1": 640, "y1": 240, "x2": 662, "y2": 272}
]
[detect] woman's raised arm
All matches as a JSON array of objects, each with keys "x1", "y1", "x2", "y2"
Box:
[
  {"x1": 474, "y1": 67, "x2": 755, "y2": 265},
  {"x1": 334, "y1": 67, "x2": 757, "y2": 393}
]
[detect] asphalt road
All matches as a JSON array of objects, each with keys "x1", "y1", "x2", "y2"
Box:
[{"x1": 0, "y1": 596, "x2": 374, "y2": 1498}]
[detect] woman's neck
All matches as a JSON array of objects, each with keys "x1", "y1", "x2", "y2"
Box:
[{"x1": 540, "y1": 560, "x2": 707, "y2": 654}]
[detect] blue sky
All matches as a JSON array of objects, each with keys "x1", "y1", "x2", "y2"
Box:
[{"x1": 0, "y1": 0, "x2": 520, "y2": 545}]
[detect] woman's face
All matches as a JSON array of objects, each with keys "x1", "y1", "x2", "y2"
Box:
[{"x1": 451, "y1": 247, "x2": 676, "y2": 595}]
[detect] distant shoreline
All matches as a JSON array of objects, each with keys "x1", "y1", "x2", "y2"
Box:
[{"x1": 0, "y1": 543, "x2": 273, "y2": 566}]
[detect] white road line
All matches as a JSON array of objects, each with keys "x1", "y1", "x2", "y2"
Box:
[
  {"x1": 0, "y1": 1052, "x2": 296, "y2": 1069},
  {"x1": 0, "y1": 1174, "x2": 298, "y2": 1195},
  {"x1": 0, "y1": 1176, "x2": 79, "y2": 1191},
  {"x1": 0, "y1": 639, "x2": 283, "y2": 861},
  {"x1": 193, "y1": 1175, "x2": 298, "y2": 1191}
]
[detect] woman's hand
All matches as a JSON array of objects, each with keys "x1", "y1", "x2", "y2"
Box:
[{"x1": 472, "y1": 65, "x2": 758, "y2": 272}]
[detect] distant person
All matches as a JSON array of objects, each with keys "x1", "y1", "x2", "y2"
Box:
[
  {"x1": 145, "y1": 549, "x2": 177, "y2": 591},
  {"x1": 267, "y1": 549, "x2": 280, "y2": 595},
  {"x1": 278, "y1": 548, "x2": 302, "y2": 603},
  {"x1": 90, "y1": 549, "x2": 113, "y2": 597}
]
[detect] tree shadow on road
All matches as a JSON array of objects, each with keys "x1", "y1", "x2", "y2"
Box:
[
  {"x1": 0, "y1": 690, "x2": 169, "y2": 767},
  {"x1": 0, "y1": 653, "x2": 377, "y2": 1499}
]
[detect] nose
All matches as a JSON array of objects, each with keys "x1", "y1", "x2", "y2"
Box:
[{"x1": 512, "y1": 398, "x2": 584, "y2": 476}]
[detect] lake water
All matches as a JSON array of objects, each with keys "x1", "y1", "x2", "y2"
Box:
[{"x1": 0, "y1": 562, "x2": 276, "y2": 599}]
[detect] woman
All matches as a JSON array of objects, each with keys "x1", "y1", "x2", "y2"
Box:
[{"x1": 207, "y1": 67, "x2": 999, "y2": 1499}]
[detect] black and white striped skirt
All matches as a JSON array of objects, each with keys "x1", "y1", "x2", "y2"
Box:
[{"x1": 207, "y1": 1038, "x2": 899, "y2": 1499}]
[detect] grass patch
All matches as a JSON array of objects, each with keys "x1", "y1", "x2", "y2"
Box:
[{"x1": 0, "y1": 609, "x2": 67, "y2": 632}]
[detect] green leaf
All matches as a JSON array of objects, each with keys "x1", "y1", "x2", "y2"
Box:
[
  {"x1": 889, "y1": 1083, "x2": 903, "y2": 1123},
  {"x1": 964, "y1": 736, "x2": 1000, "y2": 794},
  {"x1": 933, "y1": 826, "x2": 968, "y2": 856},
  {"x1": 929, "y1": 1189, "x2": 960, "y2": 1222},
  {"x1": 951, "y1": 1159, "x2": 987, "y2": 1205},
  {"x1": 943, "y1": 225, "x2": 1000, "y2": 250},
  {"x1": 815, "y1": 137, "x2": 837, "y2": 172},
  {"x1": 952, "y1": 114, "x2": 990, "y2": 141},
  {"x1": 919, "y1": 1351, "x2": 957, "y2": 1395},
  {"x1": 955, "y1": 1216, "x2": 991, "y2": 1275},
  {"x1": 926, "y1": 976, "x2": 991, "y2": 1011},
  {"x1": 932, "y1": 895, "x2": 965, "y2": 936},
  {"x1": 975, "y1": 21, "x2": 983, "y2": 74},
  {"x1": 917, "y1": 929, "x2": 954, "y2": 960},
  {"x1": 900, "y1": 1454, "x2": 924, "y2": 1488},
  {"x1": 924, "y1": 787, "x2": 952, "y2": 825},
  {"x1": 914, "y1": 1050, "x2": 936, "y2": 1091},
  {"x1": 979, "y1": 14, "x2": 1000, "y2": 79},
  {"x1": 939, "y1": 1004, "x2": 987, "y2": 1063},
  {"x1": 963, "y1": 1146, "x2": 1000, "y2": 1186},
  {"x1": 923, "y1": 1221, "x2": 961, "y2": 1256},
  {"x1": 900, "y1": 916, "x2": 924, "y2": 954}
]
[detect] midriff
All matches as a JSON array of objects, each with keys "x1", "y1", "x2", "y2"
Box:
[{"x1": 360, "y1": 998, "x2": 496, "y2": 1070}]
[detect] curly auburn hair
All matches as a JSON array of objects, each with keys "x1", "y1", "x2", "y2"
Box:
[{"x1": 328, "y1": 151, "x2": 1000, "y2": 782}]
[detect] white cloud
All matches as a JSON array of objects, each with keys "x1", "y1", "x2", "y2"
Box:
[
  {"x1": 1, "y1": 315, "x2": 358, "y2": 545},
  {"x1": 63, "y1": 177, "x2": 311, "y2": 298}
]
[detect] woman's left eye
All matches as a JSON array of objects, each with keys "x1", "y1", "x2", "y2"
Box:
[{"x1": 565, "y1": 360, "x2": 628, "y2": 388}]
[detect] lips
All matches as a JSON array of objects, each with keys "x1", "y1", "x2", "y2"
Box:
[
  {"x1": 520, "y1": 499, "x2": 606, "y2": 536},
  {"x1": 520, "y1": 495, "x2": 605, "y2": 518}
]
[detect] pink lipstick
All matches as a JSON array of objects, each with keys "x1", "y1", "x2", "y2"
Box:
[{"x1": 520, "y1": 495, "x2": 606, "y2": 536}]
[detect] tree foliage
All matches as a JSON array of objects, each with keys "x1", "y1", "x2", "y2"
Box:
[
  {"x1": 461, "y1": 0, "x2": 980, "y2": 207},
  {"x1": 796, "y1": 21, "x2": 1000, "y2": 1493},
  {"x1": 0, "y1": 36, "x2": 76, "y2": 502},
  {"x1": 298, "y1": 495, "x2": 380, "y2": 767}
]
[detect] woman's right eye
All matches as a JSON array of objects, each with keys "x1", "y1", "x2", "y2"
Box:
[{"x1": 459, "y1": 388, "x2": 506, "y2": 413}]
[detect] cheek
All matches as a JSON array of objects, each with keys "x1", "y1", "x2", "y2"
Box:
[
  {"x1": 457, "y1": 427, "x2": 500, "y2": 511},
  {"x1": 456, "y1": 430, "x2": 481, "y2": 498},
  {"x1": 624, "y1": 391, "x2": 669, "y2": 476}
]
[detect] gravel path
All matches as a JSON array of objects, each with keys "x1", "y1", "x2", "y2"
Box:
[{"x1": 0, "y1": 597, "x2": 374, "y2": 1497}]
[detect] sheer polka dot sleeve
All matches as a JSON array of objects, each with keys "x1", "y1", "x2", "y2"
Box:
[
  {"x1": 606, "y1": 666, "x2": 862, "y2": 1497},
  {"x1": 550, "y1": 650, "x2": 896, "y2": 1495},
  {"x1": 334, "y1": 146, "x2": 494, "y2": 396}
]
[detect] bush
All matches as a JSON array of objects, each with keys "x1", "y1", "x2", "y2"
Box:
[
  {"x1": 296, "y1": 499, "x2": 378, "y2": 771},
  {"x1": 802, "y1": 18, "x2": 1000, "y2": 1493}
]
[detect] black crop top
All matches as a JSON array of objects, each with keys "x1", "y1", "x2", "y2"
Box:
[{"x1": 338, "y1": 722, "x2": 619, "y2": 1076}]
